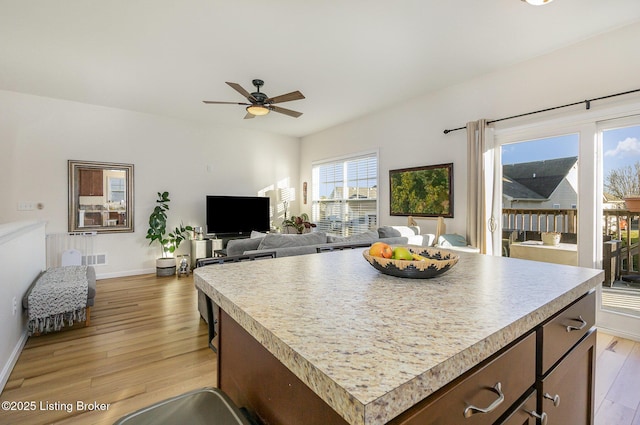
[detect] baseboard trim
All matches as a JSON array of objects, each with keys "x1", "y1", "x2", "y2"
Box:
[
  {"x1": 597, "y1": 308, "x2": 640, "y2": 342},
  {"x1": 0, "y1": 329, "x2": 28, "y2": 393},
  {"x1": 95, "y1": 268, "x2": 155, "y2": 280},
  {"x1": 597, "y1": 325, "x2": 640, "y2": 343}
]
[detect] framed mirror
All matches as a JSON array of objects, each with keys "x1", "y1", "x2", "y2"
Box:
[{"x1": 68, "y1": 160, "x2": 134, "y2": 233}]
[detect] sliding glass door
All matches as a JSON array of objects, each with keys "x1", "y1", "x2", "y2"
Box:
[
  {"x1": 491, "y1": 105, "x2": 640, "y2": 339},
  {"x1": 500, "y1": 135, "x2": 579, "y2": 263},
  {"x1": 599, "y1": 116, "x2": 640, "y2": 320}
]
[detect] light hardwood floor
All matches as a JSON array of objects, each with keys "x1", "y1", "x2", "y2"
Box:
[
  {"x1": 0, "y1": 274, "x2": 215, "y2": 425},
  {"x1": 1, "y1": 274, "x2": 639, "y2": 424},
  {"x1": 595, "y1": 332, "x2": 640, "y2": 425}
]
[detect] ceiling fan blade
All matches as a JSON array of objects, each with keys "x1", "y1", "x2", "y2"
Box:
[
  {"x1": 226, "y1": 82, "x2": 257, "y2": 102},
  {"x1": 202, "y1": 101, "x2": 251, "y2": 105},
  {"x1": 266, "y1": 91, "x2": 305, "y2": 104},
  {"x1": 244, "y1": 112, "x2": 255, "y2": 120},
  {"x1": 271, "y1": 105, "x2": 303, "y2": 118}
]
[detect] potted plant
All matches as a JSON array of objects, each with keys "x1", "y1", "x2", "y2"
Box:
[
  {"x1": 146, "y1": 191, "x2": 193, "y2": 276},
  {"x1": 282, "y1": 213, "x2": 316, "y2": 234}
]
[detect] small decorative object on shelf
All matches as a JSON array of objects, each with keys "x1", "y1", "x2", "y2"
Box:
[
  {"x1": 282, "y1": 213, "x2": 316, "y2": 234},
  {"x1": 541, "y1": 231, "x2": 561, "y2": 246}
]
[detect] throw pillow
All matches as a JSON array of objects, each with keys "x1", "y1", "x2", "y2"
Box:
[
  {"x1": 377, "y1": 226, "x2": 419, "y2": 239},
  {"x1": 258, "y1": 232, "x2": 327, "y2": 250},
  {"x1": 438, "y1": 234, "x2": 468, "y2": 247},
  {"x1": 250, "y1": 230, "x2": 268, "y2": 239},
  {"x1": 327, "y1": 229, "x2": 378, "y2": 243},
  {"x1": 377, "y1": 226, "x2": 401, "y2": 238}
]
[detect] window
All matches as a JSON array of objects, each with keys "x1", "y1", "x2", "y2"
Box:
[
  {"x1": 312, "y1": 152, "x2": 378, "y2": 236},
  {"x1": 108, "y1": 177, "x2": 126, "y2": 203}
]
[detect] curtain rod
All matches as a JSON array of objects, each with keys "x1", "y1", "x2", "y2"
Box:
[{"x1": 443, "y1": 88, "x2": 640, "y2": 134}]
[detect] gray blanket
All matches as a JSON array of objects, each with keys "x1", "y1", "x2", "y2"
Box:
[{"x1": 27, "y1": 266, "x2": 89, "y2": 335}]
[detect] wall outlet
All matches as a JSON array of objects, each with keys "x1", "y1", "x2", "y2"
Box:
[
  {"x1": 12, "y1": 297, "x2": 17, "y2": 316},
  {"x1": 17, "y1": 202, "x2": 35, "y2": 211}
]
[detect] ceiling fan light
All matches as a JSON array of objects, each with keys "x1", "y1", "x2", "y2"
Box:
[
  {"x1": 521, "y1": 0, "x2": 553, "y2": 4},
  {"x1": 246, "y1": 105, "x2": 270, "y2": 116}
]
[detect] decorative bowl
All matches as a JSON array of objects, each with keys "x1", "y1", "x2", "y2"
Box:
[{"x1": 362, "y1": 246, "x2": 459, "y2": 279}]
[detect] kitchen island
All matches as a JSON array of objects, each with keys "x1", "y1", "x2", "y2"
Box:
[{"x1": 194, "y1": 248, "x2": 603, "y2": 425}]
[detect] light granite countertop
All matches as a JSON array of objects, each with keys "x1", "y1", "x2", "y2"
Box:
[{"x1": 194, "y1": 249, "x2": 603, "y2": 425}]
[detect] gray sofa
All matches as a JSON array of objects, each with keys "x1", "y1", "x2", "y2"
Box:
[
  {"x1": 197, "y1": 226, "x2": 436, "y2": 323},
  {"x1": 225, "y1": 226, "x2": 436, "y2": 258}
]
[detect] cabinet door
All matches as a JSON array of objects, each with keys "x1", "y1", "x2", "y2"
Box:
[
  {"x1": 497, "y1": 390, "x2": 538, "y2": 425},
  {"x1": 538, "y1": 330, "x2": 596, "y2": 425},
  {"x1": 78, "y1": 169, "x2": 104, "y2": 196}
]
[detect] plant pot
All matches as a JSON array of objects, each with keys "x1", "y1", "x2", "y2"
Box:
[
  {"x1": 541, "y1": 232, "x2": 561, "y2": 246},
  {"x1": 156, "y1": 257, "x2": 176, "y2": 277},
  {"x1": 282, "y1": 226, "x2": 311, "y2": 234},
  {"x1": 624, "y1": 197, "x2": 640, "y2": 212}
]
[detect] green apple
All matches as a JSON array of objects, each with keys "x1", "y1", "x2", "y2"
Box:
[{"x1": 393, "y1": 247, "x2": 413, "y2": 260}]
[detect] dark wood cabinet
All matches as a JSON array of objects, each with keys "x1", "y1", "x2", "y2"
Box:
[
  {"x1": 389, "y1": 333, "x2": 536, "y2": 425},
  {"x1": 497, "y1": 389, "x2": 538, "y2": 425},
  {"x1": 215, "y1": 289, "x2": 596, "y2": 425},
  {"x1": 538, "y1": 327, "x2": 596, "y2": 425},
  {"x1": 538, "y1": 291, "x2": 595, "y2": 375},
  {"x1": 78, "y1": 169, "x2": 103, "y2": 196},
  {"x1": 536, "y1": 291, "x2": 596, "y2": 425}
]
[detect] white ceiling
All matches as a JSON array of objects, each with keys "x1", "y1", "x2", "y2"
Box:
[{"x1": 1, "y1": 1, "x2": 640, "y2": 138}]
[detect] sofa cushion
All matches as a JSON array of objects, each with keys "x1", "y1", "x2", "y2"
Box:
[
  {"x1": 437, "y1": 233, "x2": 468, "y2": 247},
  {"x1": 377, "y1": 226, "x2": 420, "y2": 239},
  {"x1": 257, "y1": 231, "x2": 327, "y2": 250},
  {"x1": 226, "y1": 237, "x2": 263, "y2": 256},
  {"x1": 327, "y1": 229, "x2": 378, "y2": 243},
  {"x1": 406, "y1": 233, "x2": 436, "y2": 246}
]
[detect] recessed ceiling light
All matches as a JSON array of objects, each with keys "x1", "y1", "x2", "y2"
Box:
[{"x1": 522, "y1": 0, "x2": 554, "y2": 5}]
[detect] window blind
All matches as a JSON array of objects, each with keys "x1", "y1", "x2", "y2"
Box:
[{"x1": 312, "y1": 153, "x2": 378, "y2": 236}]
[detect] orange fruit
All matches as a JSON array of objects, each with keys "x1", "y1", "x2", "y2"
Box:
[{"x1": 369, "y1": 242, "x2": 393, "y2": 258}]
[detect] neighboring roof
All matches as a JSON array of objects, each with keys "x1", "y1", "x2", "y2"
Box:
[
  {"x1": 502, "y1": 176, "x2": 545, "y2": 200},
  {"x1": 603, "y1": 192, "x2": 625, "y2": 203},
  {"x1": 503, "y1": 156, "x2": 578, "y2": 200}
]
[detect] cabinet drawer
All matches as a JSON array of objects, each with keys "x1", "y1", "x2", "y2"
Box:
[
  {"x1": 389, "y1": 332, "x2": 536, "y2": 425},
  {"x1": 539, "y1": 291, "x2": 595, "y2": 375}
]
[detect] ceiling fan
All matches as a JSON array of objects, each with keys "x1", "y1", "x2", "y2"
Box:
[{"x1": 203, "y1": 79, "x2": 305, "y2": 119}]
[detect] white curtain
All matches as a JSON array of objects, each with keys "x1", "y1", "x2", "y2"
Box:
[{"x1": 466, "y1": 119, "x2": 497, "y2": 255}]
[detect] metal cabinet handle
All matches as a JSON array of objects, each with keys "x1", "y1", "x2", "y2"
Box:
[
  {"x1": 544, "y1": 392, "x2": 561, "y2": 407},
  {"x1": 463, "y1": 382, "x2": 505, "y2": 418},
  {"x1": 566, "y1": 315, "x2": 587, "y2": 332},
  {"x1": 527, "y1": 410, "x2": 548, "y2": 425}
]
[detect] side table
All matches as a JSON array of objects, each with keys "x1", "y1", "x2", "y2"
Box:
[{"x1": 190, "y1": 239, "x2": 224, "y2": 268}]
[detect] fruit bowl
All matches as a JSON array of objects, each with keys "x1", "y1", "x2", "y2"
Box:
[{"x1": 362, "y1": 246, "x2": 459, "y2": 279}]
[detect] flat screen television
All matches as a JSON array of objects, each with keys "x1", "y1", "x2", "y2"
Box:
[{"x1": 206, "y1": 195, "x2": 270, "y2": 236}]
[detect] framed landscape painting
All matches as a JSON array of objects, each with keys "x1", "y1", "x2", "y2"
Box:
[{"x1": 389, "y1": 163, "x2": 453, "y2": 217}]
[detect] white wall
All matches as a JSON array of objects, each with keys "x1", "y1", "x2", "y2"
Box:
[
  {"x1": 0, "y1": 221, "x2": 46, "y2": 392},
  {"x1": 0, "y1": 91, "x2": 300, "y2": 277},
  {"x1": 299, "y1": 21, "x2": 640, "y2": 237}
]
